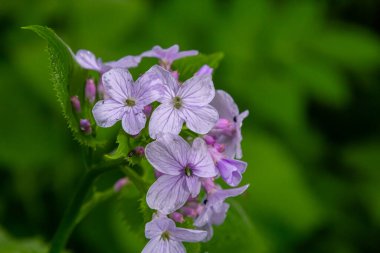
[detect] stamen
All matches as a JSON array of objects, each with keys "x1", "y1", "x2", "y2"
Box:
[
  {"x1": 173, "y1": 96, "x2": 182, "y2": 109},
  {"x1": 125, "y1": 98, "x2": 136, "y2": 107},
  {"x1": 161, "y1": 231, "x2": 170, "y2": 241}
]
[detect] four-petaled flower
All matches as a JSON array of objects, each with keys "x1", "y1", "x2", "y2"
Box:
[
  {"x1": 143, "y1": 216, "x2": 207, "y2": 253},
  {"x1": 75, "y1": 49, "x2": 142, "y2": 73},
  {"x1": 92, "y1": 66, "x2": 163, "y2": 135},
  {"x1": 142, "y1": 45, "x2": 198, "y2": 69},
  {"x1": 145, "y1": 134, "x2": 218, "y2": 214},
  {"x1": 210, "y1": 90, "x2": 249, "y2": 159},
  {"x1": 149, "y1": 66, "x2": 219, "y2": 139}
]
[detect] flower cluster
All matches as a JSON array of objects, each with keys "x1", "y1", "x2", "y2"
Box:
[{"x1": 73, "y1": 45, "x2": 249, "y2": 253}]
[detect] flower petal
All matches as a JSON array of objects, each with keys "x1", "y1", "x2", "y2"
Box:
[
  {"x1": 92, "y1": 99, "x2": 125, "y2": 127},
  {"x1": 188, "y1": 138, "x2": 218, "y2": 178},
  {"x1": 235, "y1": 110, "x2": 249, "y2": 159},
  {"x1": 145, "y1": 133, "x2": 190, "y2": 175},
  {"x1": 209, "y1": 184, "x2": 249, "y2": 206},
  {"x1": 134, "y1": 66, "x2": 164, "y2": 105},
  {"x1": 145, "y1": 216, "x2": 176, "y2": 239},
  {"x1": 142, "y1": 237, "x2": 185, "y2": 253},
  {"x1": 105, "y1": 55, "x2": 142, "y2": 69},
  {"x1": 121, "y1": 110, "x2": 146, "y2": 135},
  {"x1": 149, "y1": 104, "x2": 184, "y2": 139},
  {"x1": 217, "y1": 159, "x2": 247, "y2": 187},
  {"x1": 185, "y1": 176, "x2": 201, "y2": 198},
  {"x1": 210, "y1": 90, "x2": 239, "y2": 121},
  {"x1": 181, "y1": 105, "x2": 219, "y2": 134},
  {"x1": 146, "y1": 175, "x2": 189, "y2": 215},
  {"x1": 171, "y1": 227, "x2": 208, "y2": 242},
  {"x1": 75, "y1": 50, "x2": 103, "y2": 72},
  {"x1": 151, "y1": 65, "x2": 179, "y2": 96},
  {"x1": 102, "y1": 68, "x2": 134, "y2": 102},
  {"x1": 178, "y1": 75, "x2": 215, "y2": 106}
]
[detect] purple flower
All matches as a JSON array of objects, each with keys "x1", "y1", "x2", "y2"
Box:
[
  {"x1": 80, "y1": 119, "x2": 92, "y2": 135},
  {"x1": 143, "y1": 216, "x2": 207, "y2": 253},
  {"x1": 145, "y1": 134, "x2": 217, "y2": 214},
  {"x1": 148, "y1": 66, "x2": 219, "y2": 139},
  {"x1": 142, "y1": 45, "x2": 198, "y2": 69},
  {"x1": 210, "y1": 90, "x2": 249, "y2": 159},
  {"x1": 194, "y1": 185, "x2": 249, "y2": 240},
  {"x1": 75, "y1": 49, "x2": 141, "y2": 73},
  {"x1": 92, "y1": 66, "x2": 163, "y2": 135},
  {"x1": 195, "y1": 65, "x2": 213, "y2": 76}
]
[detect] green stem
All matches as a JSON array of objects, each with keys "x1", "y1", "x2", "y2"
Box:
[{"x1": 49, "y1": 159, "x2": 123, "y2": 253}]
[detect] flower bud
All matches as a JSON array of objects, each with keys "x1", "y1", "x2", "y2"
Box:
[
  {"x1": 195, "y1": 64, "x2": 213, "y2": 76},
  {"x1": 203, "y1": 135, "x2": 216, "y2": 146},
  {"x1": 202, "y1": 178, "x2": 216, "y2": 194},
  {"x1": 114, "y1": 177, "x2": 130, "y2": 192},
  {"x1": 170, "y1": 212, "x2": 184, "y2": 223},
  {"x1": 135, "y1": 146, "x2": 145, "y2": 156},
  {"x1": 85, "y1": 78, "x2": 96, "y2": 103},
  {"x1": 143, "y1": 105, "x2": 153, "y2": 117},
  {"x1": 70, "y1": 96, "x2": 81, "y2": 113},
  {"x1": 80, "y1": 119, "x2": 92, "y2": 135}
]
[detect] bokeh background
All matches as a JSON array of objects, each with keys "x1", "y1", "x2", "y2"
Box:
[{"x1": 1, "y1": 0, "x2": 380, "y2": 252}]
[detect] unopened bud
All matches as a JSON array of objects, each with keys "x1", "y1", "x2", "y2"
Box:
[
  {"x1": 114, "y1": 177, "x2": 130, "y2": 192},
  {"x1": 85, "y1": 78, "x2": 96, "y2": 103},
  {"x1": 80, "y1": 119, "x2": 92, "y2": 135},
  {"x1": 143, "y1": 105, "x2": 153, "y2": 117},
  {"x1": 70, "y1": 96, "x2": 81, "y2": 113},
  {"x1": 135, "y1": 146, "x2": 145, "y2": 156},
  {"x1": 170, "y1": 212, "x2": 184, "y2": 223},
  {"x1": 195, "y1": 65, "x2": 213, "y2": 76},
  {"x1": 203, "y1": 135, "x2": 216, "y2": 146}
]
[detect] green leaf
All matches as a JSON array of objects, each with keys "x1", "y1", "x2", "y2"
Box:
[
  {"x1": 22, "y1": 25, "x2": 104, "y2": 147},
  {"x1": 105, "y1": 131, "x2": 131, "y2": 160},
  {"x1": 172, "y1": 52, "x2": 224, "y2": 80}
]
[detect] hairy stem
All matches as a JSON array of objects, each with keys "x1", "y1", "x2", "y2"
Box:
[{"x1": 49, "y1": 159, "x2": 123, "y2": 253}]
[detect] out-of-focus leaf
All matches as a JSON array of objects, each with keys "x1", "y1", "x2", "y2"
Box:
[
  {"x1": 22, "y1": 25, "x2": 104, "y2": 147},
  {"x1": 172, "y1": 52, "x2": 224, "y2": 80}
]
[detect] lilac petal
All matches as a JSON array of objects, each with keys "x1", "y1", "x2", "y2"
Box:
[
  {"x1": 210, "y1": 90, "x2": 239, "y2": 121},
  {"x1": 209, "y1": 202, "x2": 230, "y2": 225},
  {"x1": 102, "y1": 68, "x2": 134, "y2": 102},
  {"x1": 145, "y1": 133, "x2": 190, "y2": 175},
  {"x1": 134, "y1": 66, "x2": 164, "y2": 105},
  {"x1": 105, "y1": 55, "x2": 142, "y2": 69},
  {"x1": 152, "y1": 65, "x2": 179, "y2": 96},
  {"x1": 171, "y1": 227, "x2": 207, "y2": 242},
  {"x1": 209, "y1": 184, "x2": 249, "y2": 206},
  {"x1": 146, "y1": 175, "x2": 189, "y2": 214},
  {"x1": 142, "y1": 237, "x2": 185, "y2": 253},
  {"x1": 185, "y1": 176, "x2": 201, "y2": 198},
  {"x1": 178, "y1": 75, "x2": 215, "y2": 106},
  {"x1": 75, "y1": 50, "x2": 103, "y2": 72},
  {"x1": 188, "y1": 138, "x2": 217, "y2": 178},
  {"x1": 145, "y1": 216, "x2": 176, "y2": 239},
  {"x1": 172, "y1": 49, "x2": 199, "y2": 61},
  {"x1": 181, "y1": 105, "x2": 218, "y2": 134},
  {"x1": 92, "y1": 99, "x2": 125, "y2": 127},
  {"x1": 195, "y1": 65, "x2": 213, "y2": 76},
  {"x1": 121, "y1": 110, "x2": 146, "y2": 135},
  {"x1": 217, "y1": 159, "x2": 247, "y2": 187},
  {"x1": 235, "y1": 110, "x2": 249, "y2": 159},
  {"x1": 199, "y1": 223, "x2": 214, "y2": 242},
  {"x1": 149, "y1": 104, "x2": 184, "y2": 139}
]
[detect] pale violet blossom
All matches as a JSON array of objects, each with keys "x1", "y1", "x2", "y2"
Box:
[
  {"x1": 149, "y1": 66, "x2": 219, "y2": 139},
  {"x1": 145, "y1": 134, "x2": 217, "y2": 214},
  {"x1": 92, "y1": 66, "x2": 163, "y2": 135},
  {"x1": 210, "y1": 90, "x2": 249, "y2": 159},
  {"x1": 142, "y1": 45, "x2": 198, "y2": 68},
  {"x1": 143, "y1": 216, "x2": 207, "y2": 253}
]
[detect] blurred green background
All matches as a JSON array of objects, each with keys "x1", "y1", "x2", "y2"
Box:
[{"x1": 1, "y1": 0, "x2": 380, "y2": 252}]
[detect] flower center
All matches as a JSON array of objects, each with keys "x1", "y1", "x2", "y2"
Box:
[
  {"x1": 161, "y1": 231, "x2": 170, "y2": 241},
  {"x1": 125, "y1": 98, "x2": 136, "y2": 107},
  {"x1": 184, "y1": 164, "x2": 193, "y2": 177},
  {"x1": 172, "y1": 96, "x2": 182, "y2": 109}
]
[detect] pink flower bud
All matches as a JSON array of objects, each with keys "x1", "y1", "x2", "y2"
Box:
[
  {"x1": 203, "y1": 135, "x2": 216, "y2": 145},
  {"x1": 85, "y1": 78, "x2": 96, "y2": 103},
  {"x1": 143, "y1": 105, "x2": 153, "y2": 116},
  {"x1": 80, "y1": 119, "x2": 92, "y2": 135},
  {"x1": 214, "y1": 143, "x2": 225, "y2": 153},
  {"x1": 114, "y1": 177, "x2": 130, "y2": 192},
  {"x1": 70, "y1": 96, "x2": 81, "y2": 113},
  {"x1": 170, "y1": 212, "x2": 184, "y2": 223},
  {"x1": 135, "y1": 146, "x2": 145, "y2": 156}
]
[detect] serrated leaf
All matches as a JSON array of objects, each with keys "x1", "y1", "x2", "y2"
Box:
[
  {"x1": 105, "y1": 131, "x2": 131, "y2": 160},
  {"x1": 22, "y1": 25, "x2": 104, "y2": 147},
  {"x1": 172, "y1": 52, "x2": 224, "y2": 80}
]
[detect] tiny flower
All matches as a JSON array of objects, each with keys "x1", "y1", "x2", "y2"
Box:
[
  {"x1": 74, "y1": 49, "x2": 142, "y2": 73},
  {"x1": 143, "y1": 216, "x2": 207, "y2": 253},
  {"x1": 210, "y1": 90, "x2": 249, "y2": 159},
  {"x1": 85, "y1": 78, "x2": 96, "y2": 103},
  {"x1": 114, "y1": 177, "x2": 129, "y2": 192},
  {"x1": 149, "y1": 66, "x2": 219, "y2": 138},
  {"x1": 195, "y1": 65, "x2": 213, "y2": 76},
  {"x1": 145, "y1": 134, "x2": 217, "y2": 214},
  {"x1": 70, "y1": 95, "x2": 81, "y2": 113},
  {"x1": 170, "y1": 212, "x2": 185, "y2": 223},
  {"x1": 92, "y1": 66, "x2": 163, "y2": 135},
  {"x1": 194, "y1": 184, "x2": 249, "y2": 241},
  {"x1": 141, "y1": 45, "x2": 198, "y2": 69},
  {"x1": 80, "y1": 119, "x2": 92, "y2": 135}
]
